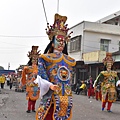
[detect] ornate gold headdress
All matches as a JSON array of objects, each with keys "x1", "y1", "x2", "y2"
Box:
[
  {"x1": 46, "y1": 13, "x2": 73, "y2": 42},
  {"x1": 102, "y1": 52, "x2": 114, "y2": 65},
  {"x1": 27, "y1": 46, "x2": 41, "y2": 63}
]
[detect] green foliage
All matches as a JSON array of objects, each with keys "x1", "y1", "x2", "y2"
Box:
[{"x1": 0, "y1": 66, "x2": 4, "y2": 70}]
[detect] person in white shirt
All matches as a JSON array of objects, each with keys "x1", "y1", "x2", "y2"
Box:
[{"x1": 6, "y1": 75, "x2": 10, "y2": 86}]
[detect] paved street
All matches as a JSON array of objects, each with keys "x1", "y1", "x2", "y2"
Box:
[{"x1": 0, "y1": 84, "x2": 120, "y2": 120}]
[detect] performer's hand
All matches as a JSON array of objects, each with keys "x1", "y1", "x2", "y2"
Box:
[
  {"x1": 50, "y1": 85, "x2": 58, "y2": 91},
  {"x1": 94, "y1": 87, "x2": 96, "y2": 91}
]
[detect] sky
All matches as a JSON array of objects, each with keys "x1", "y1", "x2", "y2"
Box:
[{"x1": 0, "y1": 0, "x2": 120, "y2": 70}]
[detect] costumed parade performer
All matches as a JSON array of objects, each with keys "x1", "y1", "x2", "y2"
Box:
[
  {"x1": 21, "y1": 46, "x2": 40, "y2": 113},
  {"x1": 94, "y1": 52, "x2": 118, "y2": 112},
  {"x1": 35, "y1": 13, "x2": 76, "y2": 120}
]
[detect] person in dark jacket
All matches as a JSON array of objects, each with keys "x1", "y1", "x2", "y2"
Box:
[
  {"x1": 9, "y1": 74, "x2": 15, "y2": 90},
  {"x1": 75, "y1": 81, "x2": 81, "y2": 94}
]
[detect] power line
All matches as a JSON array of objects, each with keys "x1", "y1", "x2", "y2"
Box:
[
  {"x1": 0, "y1": 40, "x2": 30, "y2": 47},
  {"x1": 0, "y1": 35, "x2": 47, "y2": 38}
]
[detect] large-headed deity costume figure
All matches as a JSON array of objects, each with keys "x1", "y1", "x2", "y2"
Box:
[
  {"x1": 21, "y1": 46, "x2": 40, "y2": 113},
  {"x1": 35, "y1": 14, "x2": 76, "y2": 120},
  {"x1": 94, "y1": 53, "x2": 118, "y2": 112}
]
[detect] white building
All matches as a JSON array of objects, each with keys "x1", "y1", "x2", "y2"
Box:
[{"x1": 69, "y1": 10, "x2": 120, "y2": 82}]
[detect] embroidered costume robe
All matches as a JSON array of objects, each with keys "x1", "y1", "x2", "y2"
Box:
[
  {"x1": 36, "y1": 52, "x2": 76, "y2": 120},
  {"x1": 94, "y1": 70, "x2": 118, "y2": 102},
  {"x1": 21, "y1": 66, "x2": 40, "y2": 101}
]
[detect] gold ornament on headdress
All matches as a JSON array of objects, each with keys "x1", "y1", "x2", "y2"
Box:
[
  {"x1": 46, "y1": 13, "x2": 73, "y2": 42},
  {"x1": 102, "y1": 52, "x2": 114, "y2": 66},
  {"x1": 27, "y1": 46, "x2": 41, "y2": 63}
]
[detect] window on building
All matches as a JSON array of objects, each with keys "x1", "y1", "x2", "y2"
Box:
[
  {"x1": 119, "y1": 41, "x2": 120, "y2": 51},
  {"x1": 70, "y1": 35, "x2": 81, "y2": 52},
  {"x1": 100, "y1": 39, "x2": 110, "y2": 52},
  {"x1": 115, "y1": 22, "x2": 118, "y2": 25}
]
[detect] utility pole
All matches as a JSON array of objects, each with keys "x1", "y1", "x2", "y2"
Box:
[{"x1": 8, "y1": 63, "x2": 10, "y2": 70}]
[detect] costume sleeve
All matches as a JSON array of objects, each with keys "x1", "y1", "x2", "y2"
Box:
[
  {"x1": 34, "y1": 75, "x2": 53, "y2": 99},
  {"x1": 94, "y1": 72, "x2": 104, "y2": 87},
  {"x1": 21, "y1": 67, "x2": 28, "y2": 86},
  {"x1": 115, "y1": 74, "x2": 119, "y2": 86},
  {"x1": 38, "y1": 57, "x2": 49, "y2": 81},
  {"x1": 116, "y1": 80, "x2": 120, "y2": 87}
]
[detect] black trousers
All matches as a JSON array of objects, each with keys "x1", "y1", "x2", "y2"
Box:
[
  {"x1": 9, "y1": 83, "x2": 13, "y2": 89},
  {"x1": 1, "y1": 83, "x2": 4, "y2": 89},
  {"x1": 7, "y1": 81, "x2": 10, "y2": 86},
  {"x1": 77, "y1": 88, "x2": 84, "y2": 95}
]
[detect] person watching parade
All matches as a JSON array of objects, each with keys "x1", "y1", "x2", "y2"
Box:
[
  {"x1": 76, "y1": 80, "x2": 86, "y2": 95},
  {"x1": 0, "y1": 74, "x2": 5, "y2": 89},
  {"x1": 86, "y1": 76, "x2": 94, "y2": 98},
  {"x1": 35, "y1": 13, "x2": 76, "y2": 120}
]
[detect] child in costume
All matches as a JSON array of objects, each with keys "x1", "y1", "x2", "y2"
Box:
[{"x1": 21, "y1": 46, "x2": 40, "y2": 113}]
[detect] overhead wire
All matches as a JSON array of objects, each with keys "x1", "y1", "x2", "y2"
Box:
[
  {"x1": 0, "y1": 0, "x2": 49, "y2": 38},
  {"x1": 0, "y1": 40, "x2": 33, "y2": 47},
  {"x1": 0, "y1": 35, "x2": 47, "y2": 38},
  {"x1": 0, "y1": 0, "x2": 60, "y2": 38},
  {"x1": 0, "y1": 1, "x2": 50, "y2": 69}
]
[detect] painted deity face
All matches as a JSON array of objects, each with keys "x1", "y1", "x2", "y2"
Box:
[
  {"x1": 106, "y1": 61, "x2": 112, "y2": 70},
  {"x1": 103, "y1": 54, "x2": 114, "y2": 71},
  {"x1": 32, "y1": 60, "x2": 37, "y2": 67},
  {"x1": 54, "y1": 35, "x2": 65, "y2": 52},
  {"x1": 106, "y1": 57, "x2": 113, "y2": 70}
]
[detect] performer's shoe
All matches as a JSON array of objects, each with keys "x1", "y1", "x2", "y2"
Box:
[
  {"x1": 32, "y1": 110, "x2": 36, "y2": 112},
  {"x1": 26, "y1": 110, "x2": 31, "y2": 113},
  {"x1": 107, "y1": 110, "x2": 112, "y2": 113},
  {"x1": 101, "y1": 108, "x2": 104, "y2": 111}
]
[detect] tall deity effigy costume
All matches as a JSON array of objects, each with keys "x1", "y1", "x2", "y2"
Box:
[
  {"x1": 21, "y1": 46, "x2": 40, "y2": 112},
  {"x1": 35, "y1": 14, "x2": 76, "y2": 120},
  {"x1": 94, "y1": 52, "x2": 118, "y2": 112}
]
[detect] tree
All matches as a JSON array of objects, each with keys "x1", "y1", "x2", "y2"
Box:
[{"x1": 0, "y1": 66, "x2": 4, "y2": 70}]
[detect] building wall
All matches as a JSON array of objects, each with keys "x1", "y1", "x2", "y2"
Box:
[
  {"x1": 96, "y1": 10, "x2": 120, "y2": 25},
  {"x1": 69, "y1": 17, "x2": 120, "y2": 83},
  {"x1": 84, "y1": 21, "x2": 120, "y2": 34},
  {"x1": 69, "y1": 21, "x2": 120, "y2": 61},
  {"x1": 84, "y1": 31, "x2": 120, "y2": 53},
  {"x1": 83, "y1": 51, "x2": 106, "y2": 62},
  {"x1": 113, "y1": 55, "x2": 120, "y2": 61},
  {"x1": 68, "y1": 22, "x2": 85, "y2": 61},
  {"x1": 70, "y1": 21, "x2": 85, "y2": 37}
]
